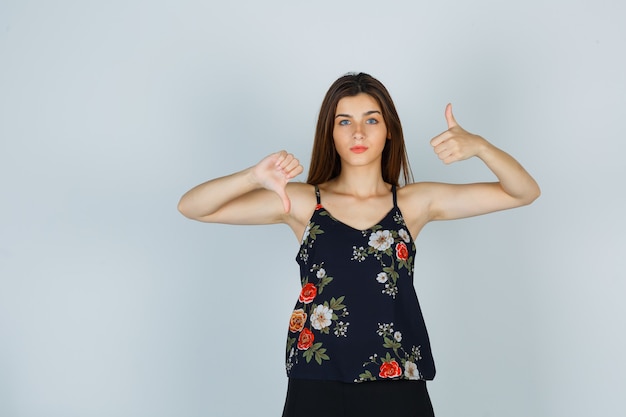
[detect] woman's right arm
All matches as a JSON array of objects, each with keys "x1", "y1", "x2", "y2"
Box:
[{"x1": 177, "y1": 151, "x2": 304, "y2": 225}]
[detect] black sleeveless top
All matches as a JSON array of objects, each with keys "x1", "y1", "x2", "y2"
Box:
[{"x1": 285, "y1": 185, "x2": 436, "y2": 383}]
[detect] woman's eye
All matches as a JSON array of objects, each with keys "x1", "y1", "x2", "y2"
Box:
[
  {"x1": 366, "y1": 118, "x2": 378, "y2": 124},
  {"x1": 338, "y1": 120, "x2": 350, "y2": 126}
]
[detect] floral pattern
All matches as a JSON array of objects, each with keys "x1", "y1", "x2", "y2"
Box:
[
  {"x1": 286, "y1": 264, "x2": 350, "y2": 366},
  {"x1": 297, "y1": 328, "x2": 315, "y2": 350},
  {"x1": 379, "y1": 359, "x2": 402, "y2": 378},
  {"x1": 356, "y1": 322, "x2": 423, "y2": 382},
  {"x1": 299, "y1": 283, "x2": 317, "y2": 304},
  {"x1": 351, "y1": 222, "x2": 414, "y2": 299},
  {"x1": 289, "y1": 309, "x2": 307, "y2": 333},
  {"x1": 287, "y1": 209, "x2": 351, "y2": 369},
  {"x1": 287, "y1": 192, "x2": 432, "y2": 382}
]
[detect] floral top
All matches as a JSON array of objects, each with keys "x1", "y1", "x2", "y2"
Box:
[{"x1": 285, "y1": 185, "x2": 436, "y2": 383}]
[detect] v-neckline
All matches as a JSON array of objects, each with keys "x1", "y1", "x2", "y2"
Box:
[{"x1": 317, "y1": 205, "x2": 396, "y2": 233}]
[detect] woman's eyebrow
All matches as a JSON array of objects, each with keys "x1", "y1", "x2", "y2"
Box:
[{"x1": 335, "y1": 110, "x2": 382, "y2": 118}]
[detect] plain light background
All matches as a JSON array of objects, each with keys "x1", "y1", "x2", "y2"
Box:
[{"x1": 1, "y1": 1, "x2": 625, "y2": 416}]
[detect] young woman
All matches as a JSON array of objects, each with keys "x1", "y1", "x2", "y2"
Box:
[{"x1": 178, "y1": 73, "x2": 540, "y2": 417}]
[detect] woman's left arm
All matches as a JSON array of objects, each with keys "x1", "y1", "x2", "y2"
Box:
[{"x1": 425, "y1": 104, "x2": 541, "y2": 221}]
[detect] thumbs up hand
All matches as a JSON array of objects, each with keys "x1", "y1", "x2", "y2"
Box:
[{"x1": 430, "y1": 104, "x2": 487, "y2": 165}]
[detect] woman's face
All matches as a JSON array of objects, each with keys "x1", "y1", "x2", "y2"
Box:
[{"x1": 333, "y1": 93, "x2": 390, "y2": 169}]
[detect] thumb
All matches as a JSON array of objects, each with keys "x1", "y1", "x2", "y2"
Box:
[
  {"x1": 445, "y1": 103, "x2": 458, "y2": 129},
  {"x1": 276, "y1": 187, "x2": 291, "y2": 213}
]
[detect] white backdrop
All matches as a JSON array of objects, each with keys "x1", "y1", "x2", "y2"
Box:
[{"x1": 1, "y1": 1, "x2": 625, "y2": 416}]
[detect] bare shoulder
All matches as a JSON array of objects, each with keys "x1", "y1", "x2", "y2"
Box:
[
  {"x1": 284, "y1": 182, "x2": 317, "y2": 237},
  {"x1": 286, "y1": 182, "x2": 317, "y2": 211},
  {"x1": 397, "y1": 182, "x2": 436, "y2": 205},
  {"x1": 396, "y1": 182, "x2": 438, "y2": 239}
]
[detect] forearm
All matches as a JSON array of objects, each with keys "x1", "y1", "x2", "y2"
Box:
[
  {"x1": 177, "y1": 167, "x2": 258, "y2": 220},
  {"x1": 477, "y1": 140, "x2": 541, "y2": 204}
]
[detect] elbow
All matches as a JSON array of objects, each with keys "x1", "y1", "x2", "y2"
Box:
[
  {"x1": 522, "y1": 183, "x2": 541, "y2": 206},
  {"x1": 533, "y1": 184, "x2": 542, "y2": 202},
  {"x1": 177, "y1": 197, "x2": 196, "y2": 220},
  {"x1": 177, "y1": 197, "x2": 214, "y2": 222}
]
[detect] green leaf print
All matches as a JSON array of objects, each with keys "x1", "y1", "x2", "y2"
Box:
[
  {"x1": 383, "y1": 266, "x2": 399, "y2": 281},
  {"x1": 383, "y1": 336, "x2": 401, "y2": 350},
  {"x1": 397, "y1": 256, "x2": 413, "y2": 273},
  {"x1": 303, "y1": 342, "x2": 330, "y2": 364},
  {"x1": 314, "y1": 348, "x2": 329, "y2": 365},
  {"x1": 307, "y1": 224, "x2": 324, "y2": 240},
  {"x1": 318, "y1": 276, "x2": 334, "y2": 294},
  {"x1": 329, "y1": 296, "x2": 346, "y2": 310},
  {"x1": 358, "y1": 370, "x2": 376, "y2": 381}
]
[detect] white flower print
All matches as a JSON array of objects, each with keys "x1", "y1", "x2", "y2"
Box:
[
  {"x1": 394, "y1": 331, "x2": 402, "y2": 342},
  {"x1": 368, "y1": 230, "x2": 394, "y2": 251},
  {"x1": 316, "y1": 268, "x2": 326, "y2": 278},
  {"x1": 383, "y1": 283, "x2": 398, "y2": 298},
  {"x1": 311, "y1": 304, "x2": 333, "y2": 330},
  {"x1": 398, "y1": 228, "x2": 411, "y2": 243},
  {"x1": 351, "y1": 246, "x2": 367, "y2": 262},
  {"x1": 412, "y1": 345, "x2": 423, "y2": 361},
  {"x1": 333, "y1": 321, "x2": 350, "y2": 337},
  {"x1": 404, "y1": 361, "x2": 420, "y2": 380},
  {"x1": 376, "y1": 272, "x2": 388, "y2": 283},
  {"x1": 377, "y1": 322, "x2": 394, "y2": 336}
]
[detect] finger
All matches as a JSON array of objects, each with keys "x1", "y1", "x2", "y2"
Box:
[
  {"x1": 434, "y1": 147, "x2": 452, "y2": 164},
  {"x1": 430, "y1": 131, "x2": 449, "y2": 147},
  {"x1": 278, "y1": 154, "x2": 296, "y2": 169},
  {"x1": 285, "y1": 164, "x2": 304, "y2": 179},
  {"x1": 277, "y1": 153, "x2": 299, "y2": 171},
  {"x1": 445, "y1": 103, "x2": 458, "y2": 129},
  {"x1": 282, "y1": 156, "x2": 301, "y2": 172},
  {"x1": 435, "y1": 145, "x2": 448, "y2": 159},
  {"x1": 274, "y1": 150, "x2": 288, "y2": 166}
]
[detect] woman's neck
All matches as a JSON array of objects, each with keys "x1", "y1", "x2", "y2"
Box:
[{"x1": 326, "y1": 167, "x2": 390, "y2": 198}]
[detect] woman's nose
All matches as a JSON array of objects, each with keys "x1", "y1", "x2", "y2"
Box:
[{"x1": 353, "y1": 124, "x2": 365, "y2": 140}]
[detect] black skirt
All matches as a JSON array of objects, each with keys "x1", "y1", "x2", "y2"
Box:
[{"x1": 282, "y1": 378, "x2": 435, "y2": 417}]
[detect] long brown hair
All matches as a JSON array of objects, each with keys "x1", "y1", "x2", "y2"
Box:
[{"x1": 306, "y1": 73, "x2": 413, "y2": 186}]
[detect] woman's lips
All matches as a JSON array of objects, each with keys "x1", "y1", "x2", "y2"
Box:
[{"x1": 350, "y1": 146, "x2": 368, "y2": 154}]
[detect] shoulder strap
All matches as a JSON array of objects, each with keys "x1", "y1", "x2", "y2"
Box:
[
  {"x1": 314, "y1": 185, "x2": 321, "y2": 205},
  {"x1": 391, "y1": 184, "x2": 398, "y2": 207}
]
